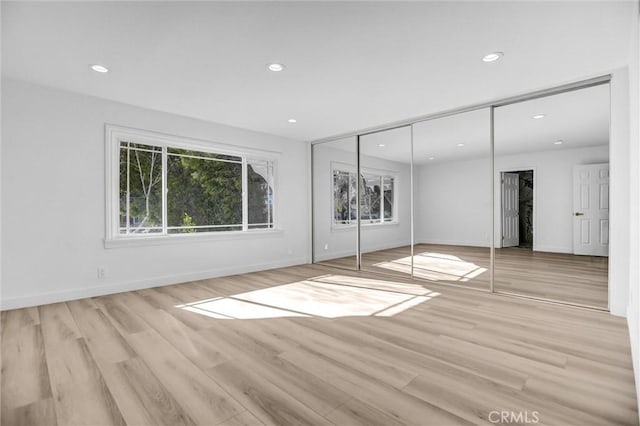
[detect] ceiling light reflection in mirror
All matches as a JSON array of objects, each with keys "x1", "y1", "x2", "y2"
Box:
[{"x1": 494, "y1": 84, "x2": 609, "y2": 157}]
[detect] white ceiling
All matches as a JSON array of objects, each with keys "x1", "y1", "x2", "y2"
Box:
[
  {"x1": 357, "y1": 83, "x2": 610, "y2": 165},
  {"x1": 2, "y1": 1, "x2": 634, "y2": 142}
]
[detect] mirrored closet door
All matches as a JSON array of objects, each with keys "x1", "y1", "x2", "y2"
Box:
[
  {"x1": 359, "y1": 126, "x2": 413, "y2": 278},
  {"x1": 312, "y1": 137, "x2": 358, "y2": 269},
  {"x1": 412, "y1": 109, "x2": 492, "y2": 290},
  {"x1": 493, "y1": 84, "x2": 610, "y2": 308},
  {"x1": 310, "y1": 79, "x2": 611, "y2": 310}
]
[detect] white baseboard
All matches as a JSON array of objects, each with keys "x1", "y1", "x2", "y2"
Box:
[
  {"x1": 628, "y1": 305, "x2": 640, "y2": 415},
  {"x1": 0, "y1": 256, "x2": 309, "y2": 311},
  {"x1": 360, "y1": 240, "x2": 411, "y2": 254},
  {"x1": 315, "y1": 240, "x2": 411, "y2": 262},
  {"x1": 416, "y1": 240, "x2": 580, "y2": 255},
  {"x1": 314, "y1": 248, "x2": 357, "y2": 262}
]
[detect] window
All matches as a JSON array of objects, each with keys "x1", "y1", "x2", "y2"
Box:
[
  {"x1": 107, "y1": 126, "x2": 276, "y2": 242},
  {"x1": 332, "y1": 165, "x2": 396, "y2": 226},
  {"x1": 333, "y1": 169, "x2": 358, "y2": 224}
]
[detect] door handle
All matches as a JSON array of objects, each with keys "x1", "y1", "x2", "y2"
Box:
[{"x1": 574, "y1": 212, "x2": 584, "y2": 216}]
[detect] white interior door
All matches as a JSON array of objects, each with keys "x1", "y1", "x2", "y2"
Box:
[
  {"x1": 573, "y1": 163, "x2": 609, "y2": 256},
  {"x1": 501, "y1": 172, "x2": 519, "y2": 248}
]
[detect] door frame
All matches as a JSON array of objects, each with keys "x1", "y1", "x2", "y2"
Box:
[{"x1": 496, "y1": 167, "x2": 537, "y2": 250}]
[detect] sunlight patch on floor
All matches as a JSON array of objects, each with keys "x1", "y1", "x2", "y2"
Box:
[
  {"x1": 316, "y1": 274, "x2": 430, "y2": 295},
  {"x1": 373, "y1": 252, "x2": 488, "y2": 282},
  {"x1": 180, "y1": 297, "x2": 308, "y2": 319},
  {"x1": 176, "y1": 275, "x2": 438, "y2": 320}
]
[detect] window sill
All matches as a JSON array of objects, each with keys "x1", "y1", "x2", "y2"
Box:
[
  {"x1": 104, "y1": 228, "x2": 284, "y2": 249},
  {"x1": 331, "y1": 221, "x2": 399, "y2": 232}
]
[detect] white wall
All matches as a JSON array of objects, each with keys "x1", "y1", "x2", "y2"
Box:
[
  {"x1": 0, "y1": 4, "x2": 3, "y2": 306},
  {"x1": 415, "y1": 156, "x2": 492, "y2": 247},
  {"x1": 626, "y1": 1, "x2": 640, "y2": 413},
  {"x1": 610, "y1": 68, "x2": 632, "y2": 317},
  {"x1": 1, "y1": 78, "x2": 310, "y2": 310},
  {"x1": 415, "y1": 145, "x2": 609, "y2": 252},
  {"x1": 312, "y1": 143, "x2": 411, "y2": 261}
]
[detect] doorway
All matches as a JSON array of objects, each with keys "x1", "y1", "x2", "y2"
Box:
[{"x1": 501, "y1": 170, "x2": 534, "y2": 249}]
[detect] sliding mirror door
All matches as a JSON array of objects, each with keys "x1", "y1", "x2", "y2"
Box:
[
  {"x1": 359, "y1": 126, "x2": 413, "y2": 277},
  {"x1": 312, "y1": 137, "x2": 358, "y2": 269},
  {"x1": 412, "y1": 109, "x2": 491, "y2": 290},
  {"x1": 493, "y1": 84, "x2": 610, "y2": 308}
]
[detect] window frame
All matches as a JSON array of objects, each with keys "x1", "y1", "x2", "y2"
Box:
[
  {"x1": 105, "y1": 124, "x2": 280, "y2": 247},
  {"x1": 330, "y1": 162, "x2": 399, "y2": 230}
]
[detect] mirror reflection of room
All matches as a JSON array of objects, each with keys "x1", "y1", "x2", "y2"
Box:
[
  {"x1": 359, "y1": 126, "x2": 412, "y2": 278},
  {"x1": 412, "y1": 109, "x2": 491, "y2": 290},
  {"x1": 312, "y1": 137, "x2": 358, "y2": 269},
  {"x1": 493, "y1": 84, "x2": 610, "y2": 308}
]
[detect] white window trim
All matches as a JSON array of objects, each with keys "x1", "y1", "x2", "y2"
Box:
[
  {"x1": 329, "y1": 161, "x2": 399, "y2": 231},
  {"x1": 105, "y1": 124, "x2": 280, "y2": 248}
]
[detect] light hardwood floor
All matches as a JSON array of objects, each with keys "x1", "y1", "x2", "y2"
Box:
[
  {"x1": 1, "y1": 263, "x2": 635, "y2": 425},
  {"x1": 320, "y1": 244, "x2": 608, "y2": 308}
]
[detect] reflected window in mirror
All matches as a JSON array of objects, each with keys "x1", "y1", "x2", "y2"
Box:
[
  {"x1": 332, "y1": 168, "x2": 358, "y2": 225},
  {"x1": 360, "y1": 172, "x2": 396, "y2": 224},
  {"x1": 331, "y1": 163, "x2": 397, "y2": 227}
]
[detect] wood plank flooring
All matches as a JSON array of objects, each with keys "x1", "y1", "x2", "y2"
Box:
[
  {"x1": 494, "y1": 247, "x2": 608, "y2": 308},
  {"x1": 320, "y1": 244, "x2": 608, "y2": 308},
  {"x1": 1, "y1": 263, "x2": 635, "y2": 425}
]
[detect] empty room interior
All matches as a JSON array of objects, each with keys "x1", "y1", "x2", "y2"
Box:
[{"x1": 1, "y1": 2, "x2": 639, "y2": 426}]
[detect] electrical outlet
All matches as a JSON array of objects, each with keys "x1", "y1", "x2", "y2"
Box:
[
  {"x1": 97, "y1": 266, "x2": 107, "y2": 279},
  {"x1": 287, "y1": 249, "x2": 293, "y2": 255},
  {"x1": 324, "y1": 243, "x2": 329, "y2": 250}
]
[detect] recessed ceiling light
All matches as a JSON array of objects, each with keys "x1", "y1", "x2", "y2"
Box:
[
  {"x1": 90, "y1": 64, "x2": 109, "y2": 73},
  {"x1": 532, "y1": 114, "x2": 546, "y2": 119},
  {"x1": 287, "y1": 118, "x2": 297, "y2": 123},
  {"x1": 482, "y1": 52, "x2": 503, "y2": 62},
  {"x1": 428, "y1": 156, "x2": 435, "y2": 160},
  {"x1": 457, "y1": 143, "x2": 465, "y2": 147},
  {"x1": 267, "y1": 63, "x2": 285, "y2": 72},
  {"x1": 378, "y1": 144, "x2": 385, "y2": 147},
  {"x1": 554, "y1": 140, "x2": 564, "y2": 145}
]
